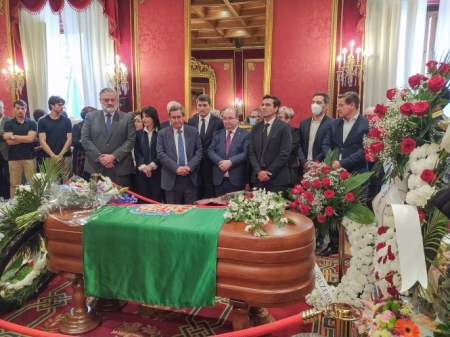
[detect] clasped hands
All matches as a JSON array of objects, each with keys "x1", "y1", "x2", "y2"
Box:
[
  {"x1": 218, "y1": 160, "x2": 232, "y2": 172},
  {"x1": 176, "y1": 166, "x2": 191, "y2": 176},
  {"x1": 257, "y1": 170, "x2": 272, "y2": 182},
  {"x1": 99, "y1": 154, "x2": 116, "y2": 169},
  {"x1": 304, "y1": 160, "x2": 341, "y2": 171}
]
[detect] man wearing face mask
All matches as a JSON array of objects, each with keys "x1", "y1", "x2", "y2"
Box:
[
  {"x1": 298, "y1": 92, "x2": 333, "y2": 175},
  {"x1": 248, "y1": 108, "x2": 263, "y2": 127}
]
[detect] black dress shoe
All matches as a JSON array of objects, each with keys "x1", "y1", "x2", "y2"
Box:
[
  {"x1": 314, "y1": 240, "x2": 325, "y2": 252},
  {"x1": 319, "y1": 245, "x2": 338, "y2": 257}
]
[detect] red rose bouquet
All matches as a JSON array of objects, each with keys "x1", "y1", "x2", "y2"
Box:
[
  {"x1": 289, "y1": 151, "x2": 374, "y2": 234},
  {"x1": 363, "y1": 59, "x2": 450, "y2": 179}
]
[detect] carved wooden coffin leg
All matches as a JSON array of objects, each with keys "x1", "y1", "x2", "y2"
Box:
[
  {"x1": 59, "y1": 273, "x2": 101, "y2": 335},
  {"x1": 249, "y1": 306, "x2": 276, "y2": 326},
  {"x1": 89, "y1": 297, "x2": 128, "y2": 311},
  {"x1": 229, "y1": 299, "x2": 250, "y2": 330}
]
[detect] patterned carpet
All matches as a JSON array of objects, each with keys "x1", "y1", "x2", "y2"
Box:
[{"x1": 0, "y1": 256, "x2": 346, "y2": 337}]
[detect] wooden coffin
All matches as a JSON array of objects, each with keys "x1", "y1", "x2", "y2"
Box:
[{"x1": 44, "y1": 208, "x2": 315, "y2": 308}]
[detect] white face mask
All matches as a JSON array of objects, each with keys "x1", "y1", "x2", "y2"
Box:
[
  {"x1": 249, "y1": 118, "x2": 256, "y2": 126},
  {"x1": 311, "y1": 103, "x2": 323, "y2": 115}
]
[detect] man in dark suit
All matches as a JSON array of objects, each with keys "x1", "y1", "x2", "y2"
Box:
[
  {"x1": 320, "y1": 91, "x2": 369, "y2": 256},
  {"x1": 208, "y1": 107, "x2": 250, "y2": 197},
  {"x1": 81, "y1": 88, "x2": 136, "y2": 187},
  {"x1": 248, "y1": 94, "x2": 292, "y2": 195},
  {"x1": 298, "y1": 92, "x2": 333, "y2": 176},
  {"x1": 188, "y1": 94, "x2": 224, "y2": 199},
  {"x1": 0, "y1": 100, "x2": 10, "y2": 199},
  {"x1": 157, "y1": 104, "x2": 203, "y2": 204}
]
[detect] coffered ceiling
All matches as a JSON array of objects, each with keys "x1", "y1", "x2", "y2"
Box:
[{"x1": 191, "y1": 0, "x2": 267, "y2": 50}]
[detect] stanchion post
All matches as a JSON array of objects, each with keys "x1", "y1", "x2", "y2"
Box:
[{"x1": 338, "y1": 224, "x2": 346, "y2": 282}]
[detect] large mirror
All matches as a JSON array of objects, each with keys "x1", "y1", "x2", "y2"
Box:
[
  {"x1": 187, "y1": 0, "x2": 273, "y2": 119},
  {"x1": 190, "y1": 57, "x2": 217, "y2": 111}
]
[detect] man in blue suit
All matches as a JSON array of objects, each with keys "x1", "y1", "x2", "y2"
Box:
[
  {"x1": 320, "y1": 91, "x2": 369, "y2": 256},
  {"x1": 208, "y1": 107, "x2": 250, "y2": 197},
  {"x1": 298, "y1": 92, "x2": 333, "y2": 176},
  {"x1": 156, "y1": 104, "x2": 203, "y2": 204}
]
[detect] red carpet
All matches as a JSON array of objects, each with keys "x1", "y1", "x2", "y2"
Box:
[{"x1": 0, "y1": 273, "x2": 314, "y2": 337}]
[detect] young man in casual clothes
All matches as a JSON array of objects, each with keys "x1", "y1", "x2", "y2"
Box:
[
  {"x1": 3, "y1": 100, "x2": 37, "y2": 197},
  {"x1": 38, "y1": 96, "x2": 73, "y2": 182}
]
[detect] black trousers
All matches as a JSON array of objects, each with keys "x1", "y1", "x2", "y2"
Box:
[
  {"x1": 0, "y1": 153, "x2": 9, "y2": 199},
  {"x1": 214, "y1": 178, "x2": 245, "y2": 197},
  {"x1": 165, "y1": 175, "x2": 198, "y2": 205}
]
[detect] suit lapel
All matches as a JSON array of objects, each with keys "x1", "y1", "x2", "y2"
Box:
[
  {"x1": 227, "y1": 128, "x2": 240, "y2": 155},
  {"x1": 343, "y1": 115, "x2": 361, "y2": 146},
  {"x1": 336, "y1": 119, "x2": 344, "y2": 146}
]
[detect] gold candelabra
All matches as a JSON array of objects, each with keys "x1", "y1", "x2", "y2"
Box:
[
  {"x1": 2, "y1": 59, "x2": 25, "y2": 95},
  {"x1": 108, "y1": 55, "x2": 128, "y2": 96},
  {"x1": 336, "y1": 40, "x2": 365, "y2": 87},
  {"x1": 233, "y1": 98, "x2": 243, "y2": 116}
]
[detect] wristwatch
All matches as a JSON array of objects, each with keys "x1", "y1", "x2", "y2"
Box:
[{"x1": 10, "y1": 135, "x2": 14, "y2": 140}]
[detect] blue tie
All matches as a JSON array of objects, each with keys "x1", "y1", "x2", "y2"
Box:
[
  {"x1": 106, "y1": 114, "x2": 112, "y2": 134},
  {"x1": 177, "y1": 130, "x2": 185, "y2": 166}
]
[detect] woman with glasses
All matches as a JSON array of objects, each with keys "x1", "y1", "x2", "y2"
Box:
[{"x1": 277, "y1": 106, "x2": 300, "y2": 186}]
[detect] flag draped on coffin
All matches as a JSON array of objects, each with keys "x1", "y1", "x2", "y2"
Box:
[{"x1": 83, "y1": 205, "x2": 225, "y2": 307}]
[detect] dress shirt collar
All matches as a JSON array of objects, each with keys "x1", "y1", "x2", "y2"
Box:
[
  {"x1": 343, "y1": 113, "x2": 359, "y2": 123},
  {"x1": 263, "y1": 116, "x2": 276, "y2": 126},
  {"x1": 200, "y1": 113, "x2": 211, "y2": 123},
  {"x1": 226, "y1": 126, "x2": 238, "y2": 135}
]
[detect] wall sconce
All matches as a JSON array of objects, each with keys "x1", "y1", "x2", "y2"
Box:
[
  {"x1": 108, "y1": 55, "x2": 128, "y2": 96},
  {"x1": 233, "y1": 98, "x2": 243, "y2": 116},
  {"x1": 2, "y1": 59, "x2": 25, "y2": 95},
  {"x1": 336, "y1": 40, "x2": 365, "y2": 87}
]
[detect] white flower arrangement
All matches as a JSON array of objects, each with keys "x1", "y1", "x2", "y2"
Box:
[
  {"x1": 373, "y1": 207, "x2": 403, "y2": 299},
  {"x1": 404, "y1": 143, "x2": 440, "y2": 207},
  {"x1": 306, "y1": 217, "x2": 377, "y2": 309},
  {"x1": 223, "y1": 189, "x2": 290, "y2": 236},
  {"x1": 0, "y1": 253, "x2": 47, "y2": 298}
]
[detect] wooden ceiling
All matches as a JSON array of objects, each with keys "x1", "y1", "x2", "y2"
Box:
[{"x1": 191, "y1": 0, "x2": 267, "y2": 50}]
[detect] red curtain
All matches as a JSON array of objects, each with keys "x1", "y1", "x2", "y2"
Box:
[{"x1": 9, "y1": 0, "x2": 120, "y2": 46}]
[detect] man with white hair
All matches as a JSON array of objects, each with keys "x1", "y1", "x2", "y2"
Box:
[{"x1": 160, "y1": 101, "x2": 183, "y2": 129}]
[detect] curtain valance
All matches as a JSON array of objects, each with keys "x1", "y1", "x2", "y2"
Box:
[{"x1": 9, "y1": 0, "x2": 120, "y2": 46}]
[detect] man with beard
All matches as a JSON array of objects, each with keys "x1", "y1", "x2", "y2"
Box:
[{"x1": 81, "y1": 88, "x2": 136, "y2": 187}]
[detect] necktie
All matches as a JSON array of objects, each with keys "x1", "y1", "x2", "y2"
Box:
[
  {"x1": 200, "y1": 118, "x2": 206, "y2": 139},
  {"x1": 177, "y1": 130, "x2": 185, "y2": 166},
  {"x1": 106, "y1": 114, "x2": 112, "y2": 135},
  {"x1": 225, "y1": 131, "x2": 232, "y2": 154},
  {"x1": 262, "y1": 123, "x2": 270, "y2": 144}
]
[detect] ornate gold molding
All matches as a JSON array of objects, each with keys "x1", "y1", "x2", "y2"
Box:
[
  {"x1": 133, "y1": 1, "x2": 141, "y2": 110},
  {"x1": 263, "y1": 0, "x2": 273, "y2": 95},
  {"x1": 223, "y1": 63, "x2": 230, "y2": 71},
  {"x1": 0, "y1": 0, "x2": 4, "y2": 15},
  {"x1": 190, "y1": 57, "x2": 217, "y2": 109},
  {"x1": 327, "y1": 0, "x2": 339, "y2": 117},
  {"x1": 184, "y1": 0, "x2": 191, "y2": 117},
  {"x1": 247, "y1": 62, "x2": 255, "y2": 71}
]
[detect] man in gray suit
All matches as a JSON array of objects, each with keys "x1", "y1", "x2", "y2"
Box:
[
  {"x1": 249, "y1": 94, "x2": 292, "y2": 195},
  {"x1": 208, "y1": 107, "x2": 249, "y2": 197},
  {"x1": 157, "y1": 104, "x2": 203, "y2": 204},
  {"x1": 0, "y1": 100, "x2": 10, "y2": 199},
  {"x1": 81, "y1": 88, "x2": 135, "y2": 187}
]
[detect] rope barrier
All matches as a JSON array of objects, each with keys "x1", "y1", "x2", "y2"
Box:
[
  {"x1": 0, "y1": 319, "x2": 70, "y2": 337},
  {"x1": 215, "y1": 314, "x2": 305, "y2": 337}
]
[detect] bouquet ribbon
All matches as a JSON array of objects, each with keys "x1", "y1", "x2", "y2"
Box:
[
  {"x1": 313, "y1": 264, "x2": 336, "y2": 304},
  {"x1": 373, "y1": 179, "x2": 427, "y2": 292}
]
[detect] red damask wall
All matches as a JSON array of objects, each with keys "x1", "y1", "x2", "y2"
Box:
[
  {"x1": 137, "y1": 0, "x2": 185, "y2": 122},
  {"x1": 270, "y1": 0, "x2": 333, "y2": 127},
  {"x1": 244, "y1": 60, "x2": 264, "y2": 115},
  {"x1": 201, "y1": 59, "x2": 234, "y2": 111},
  {"x1": 0, "y1": 6, "x2": 13, "y2": 116}
]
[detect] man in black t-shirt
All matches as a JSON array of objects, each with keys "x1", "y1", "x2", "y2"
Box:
[
  {"x1": 38, "y1": 96, "x2": 72, "y2": 182},
  {"x1": 3, "y1": 100, "x2": 37, "y2": 198}
]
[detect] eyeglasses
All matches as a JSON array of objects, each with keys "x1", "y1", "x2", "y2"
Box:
[
  {"x1": 102, "y1": 98, "x2": 117, "y2": 103},
  {"x1": 169, "y1": 115, "x2": 184, "y2": 120}
]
